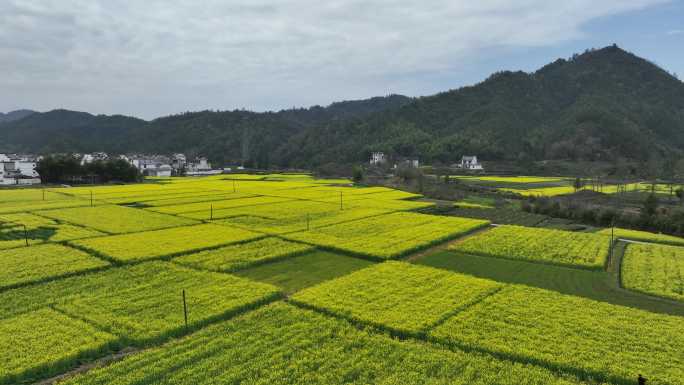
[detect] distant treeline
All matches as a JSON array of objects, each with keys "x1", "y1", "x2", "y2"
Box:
[{"x1": 37, "y1": 154, "x2": 141, "y2": 184}]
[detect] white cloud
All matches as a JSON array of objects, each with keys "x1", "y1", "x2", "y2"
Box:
[
  {"x1": 667, "y1": 29, "x2": 683, "y2": 35},
  {"x1": 0, "y1": 0, "x2": 668, "y2": 118}
]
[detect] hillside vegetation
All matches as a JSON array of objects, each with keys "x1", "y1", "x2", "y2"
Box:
[{"x1": 2, "y1": 46, "x2": 683, "y2": 169}]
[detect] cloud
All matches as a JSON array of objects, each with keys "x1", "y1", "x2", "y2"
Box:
[
  {"x1": 667, "y1": 29, "x2": 684, "y2": 35},
  {"x1": 0, "y1": 0, "x2": 668, "y2": 118}
]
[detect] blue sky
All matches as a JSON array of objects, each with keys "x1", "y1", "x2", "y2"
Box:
[{"x1": 0, "y1": 0, "x2": 682, "y2": 119}]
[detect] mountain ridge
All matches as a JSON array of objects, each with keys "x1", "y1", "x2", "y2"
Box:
[{"x1": 1, "y1": 45, "x2": 683, "y2": 170}]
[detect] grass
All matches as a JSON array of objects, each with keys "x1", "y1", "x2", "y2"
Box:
[
  {"x1": 415, "y1": 250, "x2": 684, "y2": 317},
  {"x1": 234, "y1": 251, "x2": 373, "y2": 294}
]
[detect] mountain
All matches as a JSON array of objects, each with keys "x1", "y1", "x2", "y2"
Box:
[
  {"x1": 1, "y1": 45, "x2": 683, "y2": 169},
  {"x1": 0, "y1": 109, "x2": 36, "y2": 124}
]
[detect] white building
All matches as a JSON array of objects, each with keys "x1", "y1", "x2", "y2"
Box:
[
  {"x1": 80, "y1": 152, "x2": 109, "y2": 165},
  {"x1": 370, "y1": 152, "x2": 386, "y2": 165},
  {"x1": 0, "y1": 154, "x2": 40, "y2": 185},
  {"x1": 460, "y1": 155, "x2": 484, "y2": 170}
]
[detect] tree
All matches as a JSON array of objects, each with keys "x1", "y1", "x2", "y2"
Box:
[
  {"x1": 573, "y1": 177, "x2": 584, "y2": 192},
  {"x1": 676, "y1": 188, "x2": 684, "y2": 204},
  {"x1": 352, "y1": 166, "x2": 364, "y2": 183},
  {"x1": 641, "y1": 193, "x2": 659, "y2": 217}
]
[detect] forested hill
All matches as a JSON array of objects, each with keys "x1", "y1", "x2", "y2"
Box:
[
  {"x1": 2, "y1": 45, "x2": 683, "y2": 169},
  {"x1": 0, "y1": 109, "x2": 35, "y2": 124}
]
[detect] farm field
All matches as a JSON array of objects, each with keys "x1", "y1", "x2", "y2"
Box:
[
  {"x1": 234, "y1": 250, "x2": 374, "y2": 294},
  {"x1": 291, "y1": 261, "x2": 502, "y2": 335},
  {"x1": 622, "y1": 243, "x2": 684, "y2": 301},
  {"x1": 0, "y1": 243, "x2": 109, "y2": 290},
  {"x1": 451, "y1": 225, "x2": 610, "y2": 269},
  {"x1": 285, "y1": 212, "x2": 489, "y2": 259},
  {"x1": 415, "y1": 250, "x2": 684, "y2": 316},
  {"x1": 173, "y1": 237, "x2": 315, "y2": 272},
  {"x1": 60, "y1": 303, "x2": 591, "y2": 385},
  {"x1": 38, "y1": 204, "x2": 197, "y2": 234},
  {"x1": 70, "y1": 223, "x2": 263, "y2": 262},
  {"x1": 430, "y1": 285, "x2": 684, "y2": 385},
  {"x1": 0, "y1": 212, "x2": 104, "y2": 249},
  {"x1": 597, "y1": 227, "x2": 684, "y2": 246},
  {"x1": 1, "y1": 174, "x2": 683, "y2": 385}
]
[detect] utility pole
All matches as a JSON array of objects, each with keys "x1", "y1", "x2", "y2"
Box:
[
  {"x1": 306, "y1": 214, "x2": 310, "y2": 231},
  {"x1": 182, "y1": 290, "x2": 188, "y2": 328},
  {"x1": 90, "y1": 191, "x2": 93, "y2": 207},
  {"x1": 24, "y1": 225, "x2": 29, "y2": 247},
  {"x1": 233, "y1": 180, "x2": 236, "y2": 193},
  {"x1": 340, "y1": 192, "x2": 343, "y2": 210},
  {"x1": 210, "y1": 205, "x2": 213, "y2": 220}
]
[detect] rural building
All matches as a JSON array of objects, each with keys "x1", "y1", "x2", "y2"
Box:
[
  {"x1": 460, "y1": 155, "x2": 484, "y2": 170},
  {"x1": 0, "y1": 153, "x2": 41, "y2": 185},
  {"x1": 370, "y1": 152, "x2": 386, "y2": 165},
  {"x1": 80, "y1": 152, "x2": 109, "y2": 165}
]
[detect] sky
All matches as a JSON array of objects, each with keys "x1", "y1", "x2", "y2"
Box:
[{"x1": 1, "y1": 0, "x2": 682, "y2": 120}]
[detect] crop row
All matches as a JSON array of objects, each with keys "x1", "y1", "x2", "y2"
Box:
[
  {"x1": 622, "y1": 243, "x2": 684, "y2": 301},
  {"x1": 451, "y1": 225, "x2": 610, "y2": 269}
]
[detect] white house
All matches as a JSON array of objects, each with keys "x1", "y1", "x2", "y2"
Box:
[
  {"x1": 370, "y1": 152, "x2": 386, "y2": 165},
  {"x1": 0, "y1": 154, "x2": 40, "y2": 185},
  {"x1": 80, "y1": 152, "x2": 109, "y2": 165},
  {"x1": 460, "y1": 155, "x2": 483, "y2": 170}
]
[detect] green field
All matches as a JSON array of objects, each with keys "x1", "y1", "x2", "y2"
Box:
[
  {"x1": 234, "y1": 251, "x2": 374, "y2": 294},
  {"x1": 0, "y1": 175, "x2": 683, "y2": 385}
]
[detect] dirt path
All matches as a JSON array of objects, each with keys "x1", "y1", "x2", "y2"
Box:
[
  {"x1": 37, "y1": 347, "x2": 140, "y2": 385},
  {"x1": 404, "y1": 225, "x2": 493, "y2": 262}
]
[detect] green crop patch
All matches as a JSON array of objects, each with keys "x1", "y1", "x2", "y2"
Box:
[
  {"x1": 597, "y1": 227, "x2": 684, "y2": 247},
  {"x1": 430, "y1": 285, "x2": 684, "y2": 385},
  {"x1": 38, "y1": 205, "x2": 197, "y2": 234},
  {"x1": 451, "y1": 225, "x2": 609, "y2": 270},
  {"x1": 173, "y1": 237, "x2": 315, "y2": 272},
  {"x1": 70, "y1": 223, "x2": 263, "y2": 262},
  {"x1": 60, "y1": 303, "x2": 591, "y2": 385},
  {"x1": 234, "y1": 251, "x2": 374, "y2": 294},
  {"x1": 291, "y1": 261, "x2": 502, "y2": 335},
  {"x1": 149, "y1": 196, "x2": 293, "y2": 216},
  {"x1": 0, "y1": 243, "x2": 109, "y2": 290},
  {"x1": 285, "y1": 212, "x2": 489, "y2": 259},
  {"x1": 0, "y1": 212, "x2": 104, "y2": 249},
  {"x1": 0, "y1": 308, "x2": 118, "y2": 385},
  {"x1": 42, "y1": 262, "x2": 280, "y2": 344},
  {"x1": 622, "y1": 243, "x2": 684, "y2": 301}
]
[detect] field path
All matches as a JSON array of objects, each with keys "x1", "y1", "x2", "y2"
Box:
[{"x1": 404, "y1": 225, "x2": 493, "y2": 262}]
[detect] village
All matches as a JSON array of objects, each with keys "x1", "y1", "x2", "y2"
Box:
[
  {"x1": 0, "y1": 153, "x2": 227, "y2": 186},
  {"x1": 0, "y1": 151, "x2": 485, "y2": 186}
]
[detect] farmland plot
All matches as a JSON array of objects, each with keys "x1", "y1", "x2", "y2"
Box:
[
  {"x1": 622, "y1": 243, "x2": 684, "y2": 301},
  {"x1": 174, "y1": 237, "x2": 314, "y2": 272},
  {"x1": 451, "y1": 225, "x2": 610, "y2": 269},
  {"x1": 286, "y1": 212, "x2": 489, "y2": 259},
  {"x1": 54, "y1": 262, "x2": 280, "y2": 344},
  {"x1": 0, "y1": 308, "x2": 117, "y2": 385},
  {"x1": 597, "y1": 227, "x2": 684, "y2": 246},
  {"x1": 0, "y1": 243, "x2": 108, "y2": 290},
  {"x1": 0, "y1": 213, "x2": 103, "y2": 249},
  {"x1": 38, "y1": 205, "x2": 197, "y2": 234},
  {"x1": 149, "y1": 196, "x2": 292, "y2": 216},
  {"x1": 60, "y1": 303, "x2": 591, "y2": 385},
  {"x1": 430, "y1": 285, "x2": 684, "y2": 385},
  {"x1": 71, "y1": 223, "x2": 262, "y2": 262},
  {"x1": 291, "y1": 261, "x2": 502, "y2": 335}
]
